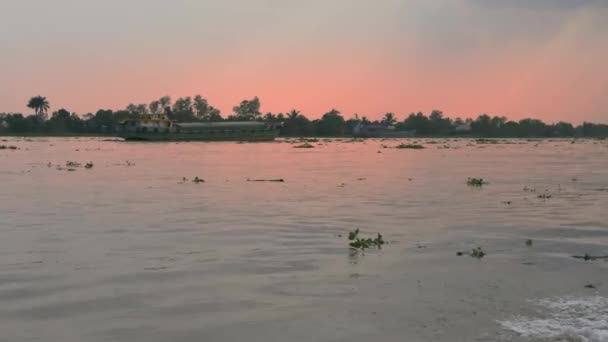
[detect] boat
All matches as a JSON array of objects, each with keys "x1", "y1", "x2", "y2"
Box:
[{"x1": 116, "y1": 114, "x2": 281, "y2": 141}]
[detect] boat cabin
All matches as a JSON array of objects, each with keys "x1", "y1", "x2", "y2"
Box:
[{"x1": 119, "y1": 114, "x2": 177, "y2": 133}]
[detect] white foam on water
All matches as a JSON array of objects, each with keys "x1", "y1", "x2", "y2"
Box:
[{"x1": 499, "y1": 296, "x2": 608, "y2": 342}]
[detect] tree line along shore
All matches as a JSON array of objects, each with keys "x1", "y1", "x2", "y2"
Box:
[{"x1": 1, "y1": 95, "x2": 607, "y2": 138}]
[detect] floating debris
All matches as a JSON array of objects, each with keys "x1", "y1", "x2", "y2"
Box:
[
  {"x1": 467, "y1": 178, "x2": 486, "y2": 186},
  {"x1": 476, "y1": 139, "x2": 499, "y2": 144},
  {"x1": 113, "y1": 161, "x2": 136, "y2": 167},
  {"x1": 246, "y1": 178, "x2": 285, "y2": 182},
  {"x1": 503, "y1": 201, "x2": 512, "y2": 205},
  {"x1": 347, "y1": 229, "x2": 385, "y2": 250},
  {"x1": 66, "y1": 161, "x2": 82, "y2": 168},
  {"x1": 84, "y1": 162, "x2": 94, "y2": 169},
  {"x1": 572, "y1": 254, "x2": 608, "y2": 261},
  {"x1": 470, "y1": 247, "x2": 486, "y2": 259},
  {"x1": 523, "y1": 186, "x2": 537, "y2": 192},
  {"x1": 537, "y1": 193, "x2": 552, "y2": 200},
  {"x1": 457, "y1": 247, "x2": 486, "y2": 259},
  {"x1": 0, "y1": 145, "x2": 19, "y2": 150},
  {"x1": 584, "y1": 284, "x2": 596, "y2": 289},
  {"x1": 395, "y1": 143, "x2": 425, "y2": 149},
  {"x1": 293, "y1": 143, "x2": 314, "y2": 149},
  {"x1": 192, "y1": 177, "x2": 205, "y2": 184},
  {"x1": 525, "y1": 239, "x2": 533, "y2": 246}
]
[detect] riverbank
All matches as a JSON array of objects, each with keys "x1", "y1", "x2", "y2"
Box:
[{"x1": 1, "y1": 132, "x2": 606, "y2": 140}]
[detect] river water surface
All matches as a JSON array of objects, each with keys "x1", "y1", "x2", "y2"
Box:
[{"x1": 1, "y1": 137, "x2": 607, "y2": 341}]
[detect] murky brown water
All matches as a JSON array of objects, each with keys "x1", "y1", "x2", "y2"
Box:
[{"x1": 1, "y1": 137, "x2": 607, "y2": 341}]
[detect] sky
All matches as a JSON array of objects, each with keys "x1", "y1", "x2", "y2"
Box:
[{"x1": 1, "y1": 0, "x2": 607, "y2": 123}]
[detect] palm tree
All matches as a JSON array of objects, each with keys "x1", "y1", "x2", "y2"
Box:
[
  {"x1": 263, "y1": 112, "x2": 277, "y2": 122},
  {"x1": 287, "y1": 110, "x2": 301, "y2": 120},
  {"x1": 27, "y1": 96, "x2": 50, "y2": 118},
  {"x1": 382, "y1": 112, "x2": 396, "y2": 126}
]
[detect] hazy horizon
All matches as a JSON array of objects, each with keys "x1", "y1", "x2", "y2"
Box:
[{"x1": 1, "y1": 0, "x2": 607, "y2": 122}]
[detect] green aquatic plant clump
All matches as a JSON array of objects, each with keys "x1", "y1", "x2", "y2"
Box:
[
  {"x1": 395, "y1": 143, "x2": 425, "y2": 149},
  {"x1": 467, "y1": 178, "x2": 486, "y2": 186},
  {"x1": 348, "y1": 229, "x2": 385, "y2": 250},
  {"x1": 246, "y1": 178, "x2": 285, "y2": 182},
  {"x1": 469, "y1": 247, "x2": 485, "y2": 259},
  {"x1": 457, "y1": 247, "x2": 486, "y2": 259},
  {"x1": 66, "y1": 161, "x2": 82, "y2": 168},
  {"x1": 0, "y1": 145, "x2": 19, "y2": 150},
  {"x1": 293, "y1": 143, "x2": 315, "y2": 149}
]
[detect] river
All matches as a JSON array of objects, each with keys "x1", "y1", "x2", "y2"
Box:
[{"x1": 1, "y1": 137, "x2": 607, "y2": 341}]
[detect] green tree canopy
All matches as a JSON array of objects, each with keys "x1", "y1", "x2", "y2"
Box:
[
  {"x1": 233, "y1": 96, "x2": 261, "y2": 121},
  {"x1": 316, "y1": 109, "x2": 345, "y2": 136}
]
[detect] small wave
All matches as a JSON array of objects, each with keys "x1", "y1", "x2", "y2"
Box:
[{"x1": 499, "y1": 296, "x2": 608, "y2": 342}]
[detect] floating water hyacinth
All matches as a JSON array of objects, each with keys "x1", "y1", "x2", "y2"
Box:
[
  {"x1": 467, "y1": 178, "x2": 486, "y2": 186},
  {"x1": 347, "y1": 229, "x2": 385, "y2": 250},
  {"x1": 0, "y1": 145, "x2": 18, "y2": 150},
  {"x1": 293, "y1": 143, "x2": 315, "y2": 149},
  {"x1": 246, "y1": 178, "x2": 284, "y2": 182},
  {"x1": 66, "y1": 161, "x2": 82, "y2": 167},
  {"x1": 395, "y1": 143, "x2": 425, "y2": 149},
  {"x1": 457, "y1": 247, "x2": 486, "y2": 259}
]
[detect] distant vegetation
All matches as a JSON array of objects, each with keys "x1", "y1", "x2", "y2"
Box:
[{"x1": 1, "y1": 95, "x2": 607, "y2": 138}]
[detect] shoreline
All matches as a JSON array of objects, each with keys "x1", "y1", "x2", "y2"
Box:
[{"x1": 1, "y1": 133, "x2": 605, "y2": 140}]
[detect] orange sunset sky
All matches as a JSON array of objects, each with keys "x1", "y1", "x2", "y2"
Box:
[{"x1": 1, "y1": 0, "x2": 607, "y2": 123}]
